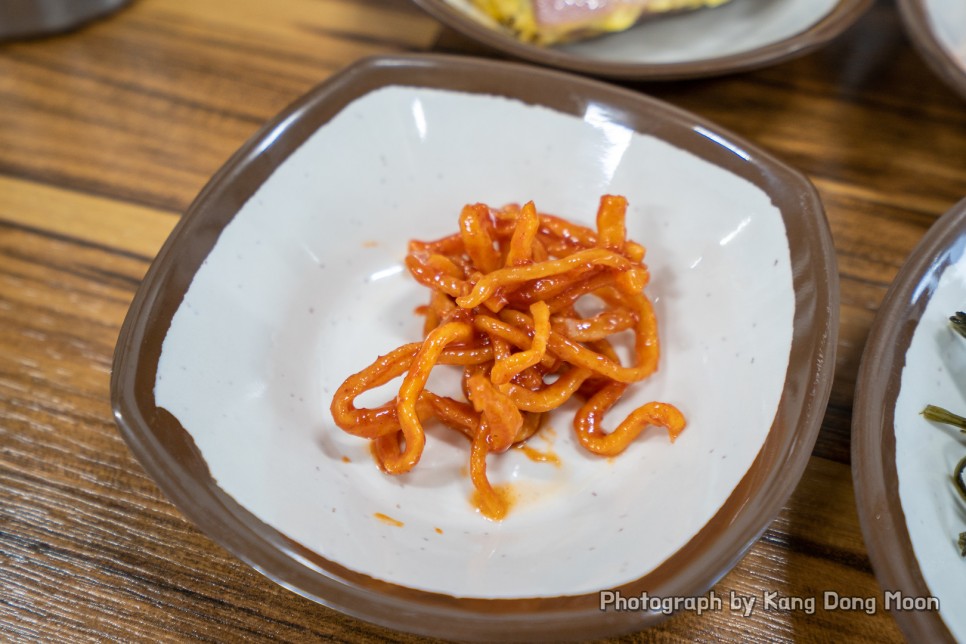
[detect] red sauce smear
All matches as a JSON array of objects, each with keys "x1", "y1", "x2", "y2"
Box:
[
  {"x1": 471, "y1": 483, "x2": 515, "y2": 521},
  {"x1": 515, "y1": 443, "x2": 561, "y2": 466},
  {"x1": 373, "y1": 512, "x2": 404, "y2": 527}
]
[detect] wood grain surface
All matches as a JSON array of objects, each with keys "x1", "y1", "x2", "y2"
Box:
[{"x1": 1, "y1": 0, "x2": 964, "y2": 641}]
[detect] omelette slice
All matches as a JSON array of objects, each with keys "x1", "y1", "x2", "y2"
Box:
[{"x1": 470, "y1": 0, "x2": 735, "y2": 45}]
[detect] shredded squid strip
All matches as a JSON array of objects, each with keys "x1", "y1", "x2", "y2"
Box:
[
  {"x1": 383, "y1": 321, "x2": 474, "y2": 474},
  {"x1": 456, "y1": 248, "x2": 647, "y2": 309},
  {"x1": 330, "y1": 195, "x2": 685, "y2": 521},
  {"x1": 574, "y1": 382, "x2": 686, "y2": 456},
  {"x1": 490, "y1": 301, "x2": 550, "y2": 385}
]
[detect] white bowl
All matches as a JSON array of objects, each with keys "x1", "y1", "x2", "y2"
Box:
[
  {"x1": 899, "y1": 0, "x2": 966, "y2": 100},
  {"x1": 112, "y1": 54, "x2": 838, "y2": 640},
  {"x1": 854, "y1": 197, "x2": 966, "y2": 642},
  {"x1": 415, "y1": 0, "x2": 872, "y2": 79}
]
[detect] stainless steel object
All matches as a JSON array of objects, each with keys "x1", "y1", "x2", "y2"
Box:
[{"x1": 0, "y1": 0, "x2": 131, "y2": 40}]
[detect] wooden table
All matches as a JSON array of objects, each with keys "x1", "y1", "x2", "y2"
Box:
[{"x1": 1, "y1": 0, "x2": 963, "y2": 641}]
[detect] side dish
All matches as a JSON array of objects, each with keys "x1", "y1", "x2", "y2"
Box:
[
  {"x1": 920, "y1": 310, "x2": 966, "y2": 555},
  {"x1": 470, "y1": 0, "x2": 735, "y2": 45},
  {"x1": 330, "y1": 196, "x2": 685, "y2": 520}
]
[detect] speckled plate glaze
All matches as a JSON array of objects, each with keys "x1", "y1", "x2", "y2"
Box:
[
  {"x1": 899, "y1": 0, "x2": 966, "y2": 101},
  {"x1": 415, "y1": 0, "x2": 872, "y2": 80},
  {"x1": 854, "y1": 197, "x2": 966, "y2": 644},
  {"x1": 111, "y1": 54, "x2": 837, "y2": 641}
]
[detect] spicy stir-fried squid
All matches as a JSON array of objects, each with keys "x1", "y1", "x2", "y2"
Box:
[{"x1": 330, "y1": 195, "x2": 685, "y2": 520}]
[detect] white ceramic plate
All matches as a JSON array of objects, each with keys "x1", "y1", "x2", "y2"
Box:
[
  {"x1": 157, "y1": 84, "x2": 792, "y2": 599},
  {"x1": 416, "y1": 0, "x2": 872, "y2": 79},
  {"x1": 854, "y1": 197, "x2": 966, "y2": 643},
  {"x1": 895, "y1": 262, "x2": 966, "y2": 641},
  {"x1": 923, "y1": 0, "x2": 966, "y2": 58},
  {"x1": 112, "y1": 54, "x2": 837, "y2": 640},
  {"x1": 900, "y1": 0, "x2": 966, "y2": 100}
]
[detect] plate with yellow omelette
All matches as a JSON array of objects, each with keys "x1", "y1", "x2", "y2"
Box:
[{"x1": 414, "y1": 0, "x2": 872, "y2": 79}]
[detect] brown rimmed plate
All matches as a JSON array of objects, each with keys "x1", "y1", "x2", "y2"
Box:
[
  {"x1": 853, "y1": 197, "x2": 966, "y2": 643},
  {"x1": 111, "y1": 54, "x2": 837, "y2": 640},
  {"x1": 898, "y1": 0, "x2": 966, "y2": 101},
  {"x1": 414, "y1": 0, "x2": 872, "y2": 80}
]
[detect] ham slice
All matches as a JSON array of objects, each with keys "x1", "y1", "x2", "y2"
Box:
[{"x1": 531, "y1": 0, "x2": 649, "y2": 27}]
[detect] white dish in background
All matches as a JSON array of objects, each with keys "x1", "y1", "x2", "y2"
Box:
[
  {"x1": 894, "y1": 256, "x2": 966, "y2": 641},
  {"x1": 923, "y1": 0, "x2": 966, "y2": 62},
  {"x1": 854, "y1": 197, "x2": 966, "y2": 643},
  {"x1": 900, "y1": 0, "x2": 966, "y2": 100},
  {"x1": 550, "y1": 0, "x2": 837, "y2": 64},
  {"x1": 416, "y1": 0, "x2": 872, "y2": 79}
]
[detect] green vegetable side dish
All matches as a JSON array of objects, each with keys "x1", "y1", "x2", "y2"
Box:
[{"x1": 919, "y1": 311, "x2": 966, "y2": 557}]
